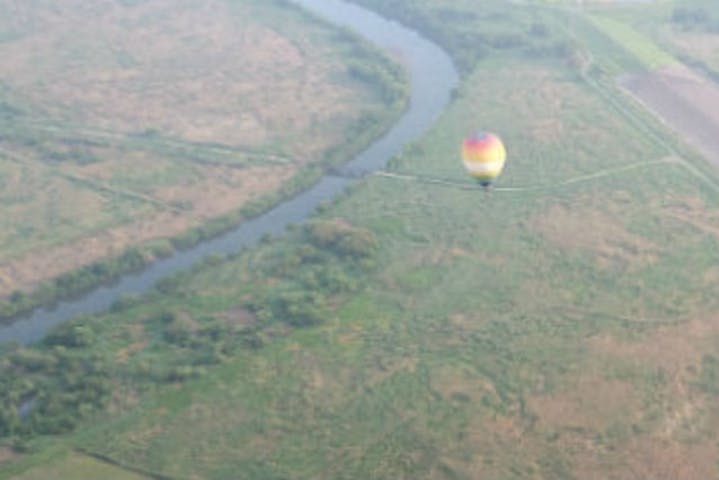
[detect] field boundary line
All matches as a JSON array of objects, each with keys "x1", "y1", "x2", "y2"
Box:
[
  {"x1": 75, "y1": 448, "x2": 181, "y2": 480},
  {"x1": 59, "y1": 171, "x2": 190, "y2": 215},
  {"x1": 0, "y1": 145, "x2": 190, "y2": 215},
  {"x1": 373, "y1": 157, "x2": 673, "y2": 193},
  {"x1": 567, "y1": 5, "x2": 719, "y2": 195},
  {"x1": 583, "y1": 73, "x2": 719, "y2": 194},
  {"x1": 543, "y1": 1, "x2": 719, "y2": 195},
  {"x1": 2, "y1": 118, "x2": 295, "y2": 167}
]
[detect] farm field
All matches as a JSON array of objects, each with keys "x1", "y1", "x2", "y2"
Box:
[
  {"x1": 0, "y1": 0, "x2": 403, "y2": 299},
  {"x1": 620, "y1": 63, "x2": 719, "y2": 167},
  {"x1": 3, "y1": 0, "x2": 719, "y2": 479},
  {"x1": 583, "y1": 1, "x2": 719, "y2": 170},
  {"x1": 649, "y1": 0, "x2": 719, "y2": 75}
]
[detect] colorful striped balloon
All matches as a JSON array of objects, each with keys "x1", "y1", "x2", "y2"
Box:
[{"x1": 461, "y1": 132, "x2": 506, "y2": 187}]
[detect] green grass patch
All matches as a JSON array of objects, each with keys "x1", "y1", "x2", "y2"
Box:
[
  {"x1": 7, "y1": 452, "x2": 152, "y2": 480},
  {"x1": 588, "y1": 14, "x2": 677, "y2": 70}
]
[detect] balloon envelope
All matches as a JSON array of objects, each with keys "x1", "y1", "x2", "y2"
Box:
[{"x1": 461, "y1": 132, "x2": 506, "y2": 186}]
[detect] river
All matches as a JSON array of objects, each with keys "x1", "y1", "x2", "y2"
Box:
[{"x1": 0, "y1": 0, "x2": 458, "y2": 344}]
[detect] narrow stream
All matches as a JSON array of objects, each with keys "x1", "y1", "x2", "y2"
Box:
[{"x1": 0, "y1": 0, "x2": 458, "y2": 344}]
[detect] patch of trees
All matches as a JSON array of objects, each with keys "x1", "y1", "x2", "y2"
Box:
[
  {"x1": 0, "y1": 244, "x2": 173, "y2": 321},
  {"x1": 306, "y1": 219, "x2": 378, "y2": 258},
  {"x1": 671, "y1": 6, "x2": 719, "y2": 32},
  {"x1": 0, "y1": 217, "x2": 380, "y2": 443},
  {"x1": 150, "y1": 314, "x2": 262, "y2": 386},
  {"x1": 347, "y1": 0, "x2": 567, "y2": 76},
  {"x1": 695, "y1": 354, "x2": 719, "y2": 395},
  {"x1": 246, "y1": 219, "x2": 378, "y2": 327},
  {"x1": 0, "y1": 304, "x2": 254, "y2": 440},
  {"x1": 347, "y1": 59, "x2": 406, "y2": 105},
  {"x1": 0, "y1": 322, "x2": 111, "y2": 437},
  {"x1": 0, "y1": 101, "x2": 21, "y2": 120},
  {"x1": 43, "y1": 148, "x2": 98, "y2": 165}
]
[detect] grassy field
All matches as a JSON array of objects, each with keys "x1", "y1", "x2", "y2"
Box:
[
  {"x1": 4, "y1": 0, "x2": 719, "y2": 479},
  {"x1": 647, "y1": 0, "x2": 719, "y2": 78},
  {"x1": 0, "y1": 0, "x2": 404, "y2": 299},
  {"x1": 10, "y1": 44, "x2": 719, "y2": 480},
  {"x1": 587, "y1": 15, "x2": 677, "y2": 70},
  {"x1": 576, "y1": 0, "x2": 719, "y2": 79},
  {"x1": 7, "y1": 452, "x2": 151, "y2": 480}
]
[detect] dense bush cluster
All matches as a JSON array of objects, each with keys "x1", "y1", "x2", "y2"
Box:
[
  {"x1": 348, "y1": 0, "x2": 570, "y2": 75},
  {"x1": 0, "y1": 217, "x2": 380, "y2": 442},
  {"x1": 0, "y1": 245, "x2": 169, "y2": 321},
  {"x1": 347, "y1": 60, "x2": 406, "y2": 104},
  {"x1": 246, "y1": 219, "x2": 378, "y2": 327},
  {"x1": 671, "y1": 6, "x2": 719, "y2": 32},
  {"x1": 0, "y1": 322, "x2": 111, "y2": 437}
]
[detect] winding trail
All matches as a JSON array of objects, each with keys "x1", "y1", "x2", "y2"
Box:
[{"x1": 374, "y1": 157, "x2": 676, "y2": 193}]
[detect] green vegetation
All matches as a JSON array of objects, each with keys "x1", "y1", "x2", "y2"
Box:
[
  {"x1": 0, "y1": 246, "x2": 160, "y2": 320},
  {"x1": 670, "y1": 3, "x2": 719, "y2": 32},
  {"x1": 0, "y1": 0, "x2": 408, "y2": 317},
  {"x1": 587, "y1": 15, "x2": 677, "y2": 70},
  {"x1": 0, "y1": 218, "x2": 380, "y2": 435},
  {"x1": 349, "y1": 0, "x2": 573, "y2": 75},
  {"x1": 4, "y1": 0, "x2": 719, "y2": 479},
  {"x1": 0, "y1": 0, "x2": 407, "y2": 307},
  {"x1": 648, "y1": 0, "x2": 719, "y2": 80},
  {"x1": 9, "y1": 452, "x2": 153, "y2": 480}
]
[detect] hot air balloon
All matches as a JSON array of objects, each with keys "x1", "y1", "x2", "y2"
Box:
[{"x1": 461, "y1": 132, "x2": 506, "y2": 189}]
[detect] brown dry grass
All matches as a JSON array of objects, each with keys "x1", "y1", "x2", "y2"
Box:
[
  {"x1": 572, "y1": 436, "x2": 719, "y2": 480},
  {"x1": 438, "y1": 414, "x2": 535, "y2": 480},
  {"x1": 430, "y1": 365, "x2": 497, "y2": 404},
  {"x1": 529, "y1": 375, "x2": 642, "y2": 431},
  {"x1": 506, "y1": 70, "x2": 566, "y2": 145},
  {"x1": 663, "y1": 195, "x2": 719, "y2": 240},
  {"x1": 0, "y1": 447, "x2": 19, "y2": 466},
  {"x1": 569, "y1": 315, "x2": 719, "y2": 479},
  {"x1": 0, "y1": 0, "x2": 383, "y2": 296},
  {"x1": 0, "y1": 0, "x2": 366, "y2": 158},
  {"x1": 436, "y1": 314, "x2": 719, "y2": 479},
  {"x1": 0, "y1": 163, "x2": 295, "y2": 297},
  {"x1": 217, "y1": 305, "x2": 258, "y2": 327},
  {"x1": 531, "y1": 199, "x2": 661, "y2": 270},
  {"x1": 587, "y1": 317, "x2": 719, "y2": 374}
]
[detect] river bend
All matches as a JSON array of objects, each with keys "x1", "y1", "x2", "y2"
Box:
[{"x1": 0, "y1": 0, "x2": 458, "y2": 344}]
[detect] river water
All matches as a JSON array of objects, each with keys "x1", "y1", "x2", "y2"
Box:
[{"x1": 0, "y1": 0, "x2": 458, "y2": 344}]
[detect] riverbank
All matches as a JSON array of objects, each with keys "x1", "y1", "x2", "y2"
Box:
[
  {"x1": 0, "y1": 0, "x2": 458, "y2": 473},
  {"x1": 0, "y1": 0, "x2": 409, "y2": 330}
]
